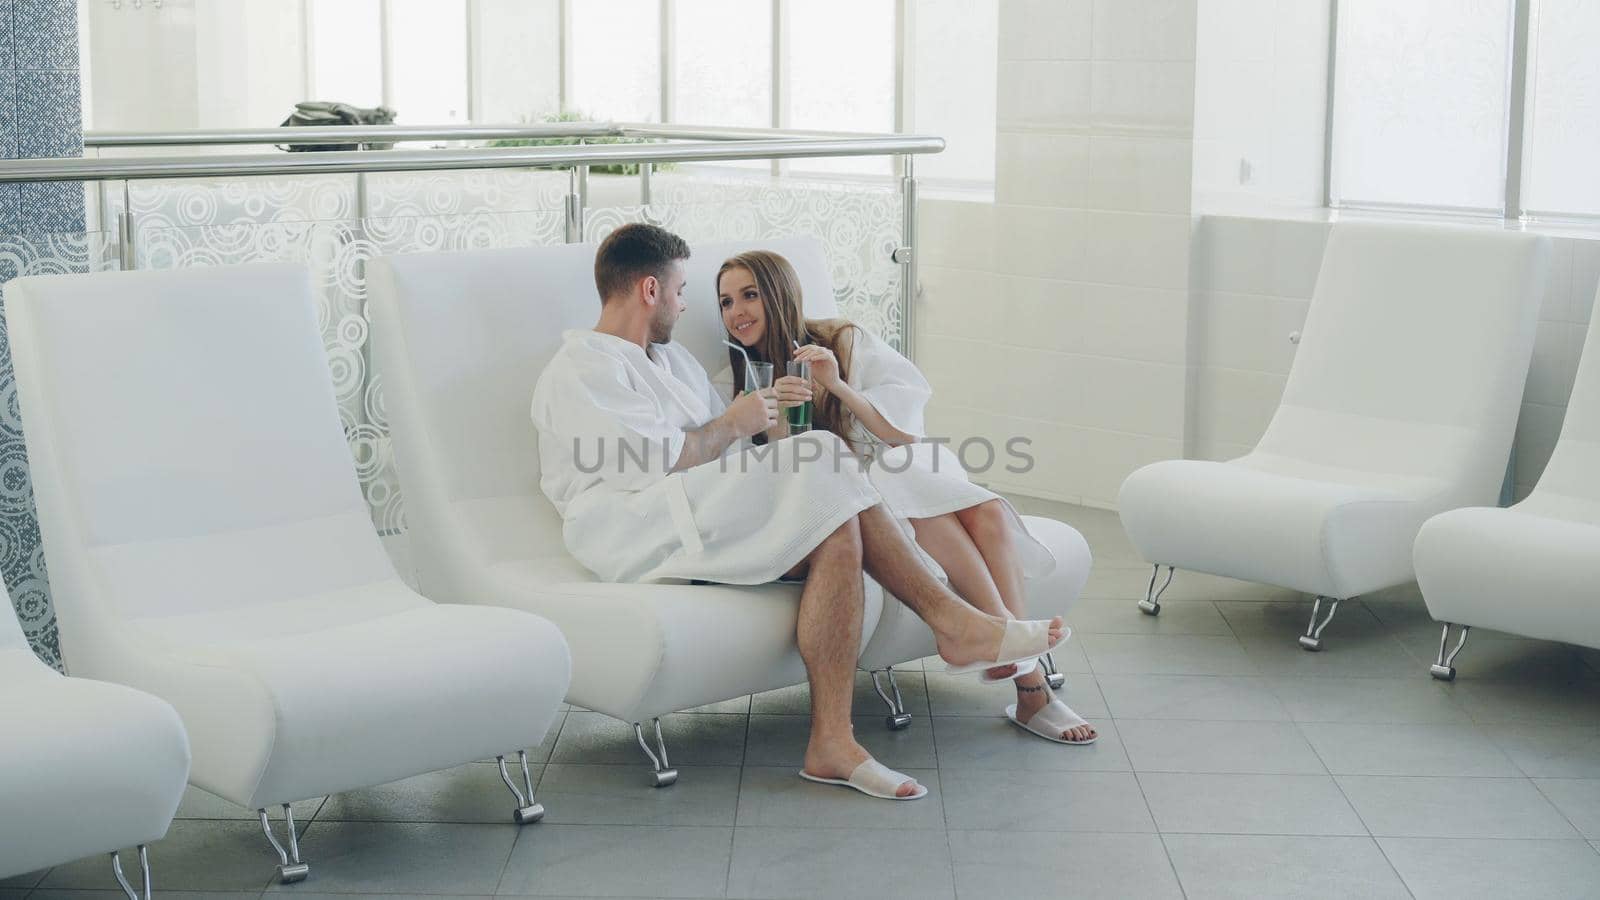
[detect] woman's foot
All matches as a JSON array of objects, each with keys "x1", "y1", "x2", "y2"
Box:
[
  {"x1": 936, "y1": 611, "x2": 1065, "y2": 671},
  {"x1": 1012, "y1": 670, "x2": 1096, "y2": 743}
]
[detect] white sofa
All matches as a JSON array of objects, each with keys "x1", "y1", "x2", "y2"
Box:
[
  {"x1": 1119, "y1": 223, "x2": 1549, "y2": 650},
  {"x1": 367, "y1": 235, "x2": 1091, "y2": 770},
  {"x1": 0, "y1": 592, "x2": 189, "y2": 897},
  {"x1": 7, "y1": 264, "x2": 571, "y2": 883},
  {"x1": 1413, "y1": 289, "x2": 1600, "y2": 679}
]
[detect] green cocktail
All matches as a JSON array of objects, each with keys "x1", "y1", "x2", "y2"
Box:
[{"x1": 786, "y1": 359, "x2": 812, "y2": 433}]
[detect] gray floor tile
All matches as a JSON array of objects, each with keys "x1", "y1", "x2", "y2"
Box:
[
  {"x1": 1096, "y1": 674, "x2": 1290, "y2": 721},
  {"x1": 0, "y1": 892, "x2": 28, "y2": 900},
  {"x1": 924, "y1": 670, "x2": 1107, "y2": 717},
  {"x1": 1236, "y1": 633, "x2": 1422, "y2": 678},
  {"x1": 1337, "y1": 775, "x2": 1580, "y2": 839},
  {"x1": 177, "y1": 787, "x2": 323, "y2": 823},
  {"x1": 931, "y1": 715, "x2": 1130, "y2": 771},
  {"x1": 735, "y1": 766, "x2": 945, "y2": 829},
  {"x1": 551, "y1": 712, "x2": 746, "y2": 767},
  {"x1": 316, "y1": 763, "x2": 539, "y2": 824},
  {"x1": 1080, "y1": 566, "x2": 1294, "y2": 604},
  {"x1": 1491, "y1": 725, "x2": 1600, "y2": 778},
  {"x1": 0, "y1": 869, "x2": 48, "y2": 890},
  {"x1": 38, "y1": 820, "x2": 277, "y2": 893},
  {"x1": 1066, "y1": 596, "x2": 1234, "y2": 635},
  {"x1": 1535, "y1": 779, "x2": 1600, "y2": 840},
  {"x1": 1301, "y1": 723, "x2": 1522, "y2": 777},
  {"x1": 30, "y1": 892, "x2": 261, "y2": 900},
  {"x1": 537, "y1": 764, "x2": 740, "y2": 826},
  {"x1": 497, "y1": 825, "x2": 733, "y2": 897},
  {"x1": 727, "y1": 827, "x2": 955, "y2": 900},
  {"x1": 940, "y1": 769, "x2": 1156, "y2": 832},
  {"x1": 259, "y1": 822, "x2": 518, "y2": 895},
  {"x1": 744, "y1": 714, "x2": 936, "y2": 769},
  {"x1": 681, "y1": 694, "x2": 752, "y2": 714},
  {"x1": 1162, "y1": 834, "x2": 1409, "y2": 900},
  {"x1": 30, "y1": 883, "x2": 262, "y2": 890},
  {"x1": 1268, "y1": 675, "x2": 1470, "y2": 724},
  {"x1": 752, "y1": 669, "x2": 930, "y2": 717},
  {"x1": 1450, "y1": 677, "x2": 1600, "y2": 726},
  {"x1": 1118, "y1": 719, "x2": 1327, "y2": 774},
  {"x1": 1216, "y1": 599, "x2": 1390, "y2": 638},
  {"x1": 1378, "y1": 837, "x2": 1600, "y2": 900},
  {"x1": 949, "y1": 830, "x2": 1182, "y2": 899},
  {"x1": 1137, "y1": 773, "x2": 1367, "y2": 835},
  {"x1": 1080, "y1": 633, "x2": 1259, "y2": 676}
]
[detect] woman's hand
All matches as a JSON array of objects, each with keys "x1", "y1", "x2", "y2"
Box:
[
  {"x1": 772, "y1": 375, "x2": 813, "y2": 409},
  {"x1": 794, "y1": 343, "x2": 842, "y2": 390}
]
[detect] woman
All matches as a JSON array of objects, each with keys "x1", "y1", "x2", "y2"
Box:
[{"x1": 716, "y1": 250, "x2": 1095, "y2": 745}]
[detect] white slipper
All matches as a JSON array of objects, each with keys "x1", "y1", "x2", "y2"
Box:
[
  {"x1": 978, "y1": 656, "x2": 1040, "y2": 685},
  {"x1": 1005, "y1": 697, "x2": 1098, "y2": 745},
  {"x1": 798, "y1": 758, "x2": 928, "y2": 801},
  {"x1": 944, "y1": 620, "x2": 1070, "y2": 677}
]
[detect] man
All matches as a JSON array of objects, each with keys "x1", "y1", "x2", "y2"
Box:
[{"x1": 532, "y1": 223, "x2": 1063, "y2": 800}]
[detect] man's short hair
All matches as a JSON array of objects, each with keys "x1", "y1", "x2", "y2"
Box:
[{"x1": 594, "y1": 223, "x2": 691, "y2": 303}]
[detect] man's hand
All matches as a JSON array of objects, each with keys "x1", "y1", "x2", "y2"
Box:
[{"x1": 728, "y1": 388, "x2": 779, "y2": 437}]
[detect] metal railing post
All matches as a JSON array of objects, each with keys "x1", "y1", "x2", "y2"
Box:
[
  {"x1": 564, "y1": 167, "x2": 584, "y2": 243},
  {"x1": 896, "y1": 154, "x2": 917, "y2": 361},
  {"x1": 116, "y1": 180, "x2": 136, "y2": 270}
]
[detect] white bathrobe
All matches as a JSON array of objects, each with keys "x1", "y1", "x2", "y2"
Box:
[
  {"x1": 531, "y1": 329, "x2": 882, "y2": 584},
  {"x1": 716, "y1": 326, "x2": 1055, "y2": 578}
]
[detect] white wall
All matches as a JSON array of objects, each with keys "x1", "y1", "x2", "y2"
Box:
[
  {"x1": 917, "y1": 0, "x2": 1197, "y2": 509},
  {"x1": 472, "y1": 0, "x2": 562, "y2": 123},
  {"x1": 1190, "y1": 215, "x2": 1598, "y2": 502},
  {"x1": 1192, "y1": 0, "x2": 1329, "y2": 213}
]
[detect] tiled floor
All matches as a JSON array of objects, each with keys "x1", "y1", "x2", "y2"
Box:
[{"x1": 5, "y1": 500, "x2": 1598, "y2": 899}]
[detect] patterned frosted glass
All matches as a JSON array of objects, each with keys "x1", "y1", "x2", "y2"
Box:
[
  {"x1": 1522, "y1": 0, "x2": 1600, "y2": 217},
  {"x1": 310, "y1": 0, "x2": 383, "y2": 107},
  {"x1": 787, "y1": 0, "x2": 896, "y2": 177},
  {"x1": 570, "y1": 1, "x2": 661, "y2": 121},
  {"x1": 388, "y1": 0, "x2": 470, "y2": 124},
  {"x1": 1331, "y1": 0, "x2": 1514, "y2": 212}
]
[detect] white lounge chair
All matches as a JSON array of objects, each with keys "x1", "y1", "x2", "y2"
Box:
[
  {"x1": 6, "y1": 263, "x2": 571, "y2": 883},
  {"x1": 1119, "y1": 222, "x2": 1549, "y2": 650},
  {"x1": 1414, "y1": 287, "x2": 1600, "y2": 679},
  {"x1": 0, "y1": 591, "x2": 189, "y2": 898}
]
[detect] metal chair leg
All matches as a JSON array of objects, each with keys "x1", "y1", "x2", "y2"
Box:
[
  {"x1": 110, "y1": 845, "x2": 151, "y2": 900},
  {"x1": 1298, "y1": 596, "x2": 1342, "y2": 651},
  {"x1": 634, "y1": 717, "x2": 678, "y2": 787},
  {"x1": 1431, "y1": 622, "x2": 1471, "y2": 681},
  {"x1": 258, "y1": 803, "x2": 309, "y2": 884},
  {"x1": 497, "y1": 749, "x2": 546, "y2": 824},
  {"x1": 1138, "y1": 564, "x2": 1174, "y2": 616},
  {"x1": 1039, "y1": 652, "x2": 1066, "y2": 690},
  {"x1": 869, "y1": 666, "x2": 913, "y2": 730}
]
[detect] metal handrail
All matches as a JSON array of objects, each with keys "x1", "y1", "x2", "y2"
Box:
[
  {"x1": 82, "y1": 122, "x2": 898, "y2": 149},
  {"x1": 0, "y1": 136, "x2": 944, "y2": 183}
]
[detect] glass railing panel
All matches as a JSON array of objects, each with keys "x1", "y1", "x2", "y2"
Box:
[{"x1": 0, "y1": 229, "x2": 121, "y2": 668}]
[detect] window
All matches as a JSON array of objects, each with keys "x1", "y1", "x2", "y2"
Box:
[
  {"x1": 1522, "y1": 0, "x2": 1600, "y2": 217},
  {"x1": 302, "y1": 0, "x2": 994, "y2": 186},
  {"x1": 1330, "y1": 0, "x2": 1516, "y2": 214}
]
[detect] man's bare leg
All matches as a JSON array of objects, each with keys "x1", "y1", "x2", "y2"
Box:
[
  {"x1": 857, "y1": 503, "x2": 1063, "y2": 668},
  {"x1": 790, "y1": 514, "x2": 917, "y2": 797}
]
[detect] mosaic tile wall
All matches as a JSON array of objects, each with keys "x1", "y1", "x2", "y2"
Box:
[{"x1": 1, "y1": 0, "x2": 85, "y2": 666}]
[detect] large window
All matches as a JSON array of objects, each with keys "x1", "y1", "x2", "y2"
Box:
[
  {"x1": 1331, "y1": 0, "x2": 1600, "y2": 221},
  {"x1": 304, "y1": 0, "x2": 995, "y2": 186}
]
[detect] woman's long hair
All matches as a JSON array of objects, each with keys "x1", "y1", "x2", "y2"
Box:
[{"x1": 718, "y1": 250, "x2": 859, "y2": 444}]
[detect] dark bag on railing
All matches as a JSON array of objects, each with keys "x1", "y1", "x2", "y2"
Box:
[{"x1": 278, "y1": 101, "x2": 398, "y2": 152}]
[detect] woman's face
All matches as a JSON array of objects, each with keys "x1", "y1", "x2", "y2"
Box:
[{"x1": 719, "y1": 266, "x2": 766, "y2": 347}]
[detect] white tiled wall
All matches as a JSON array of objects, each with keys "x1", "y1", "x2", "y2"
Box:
[
  {"x1": 1190, "y1": 216, "x2": 1600, "y2": 501},
  {"x1": 918, "y1": 0, "x2": 1196, "y2": 509}
]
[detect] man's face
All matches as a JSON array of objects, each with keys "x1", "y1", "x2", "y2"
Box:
[{"x1": 647, "y1": 259, "x2": 688, "y2": 344}]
